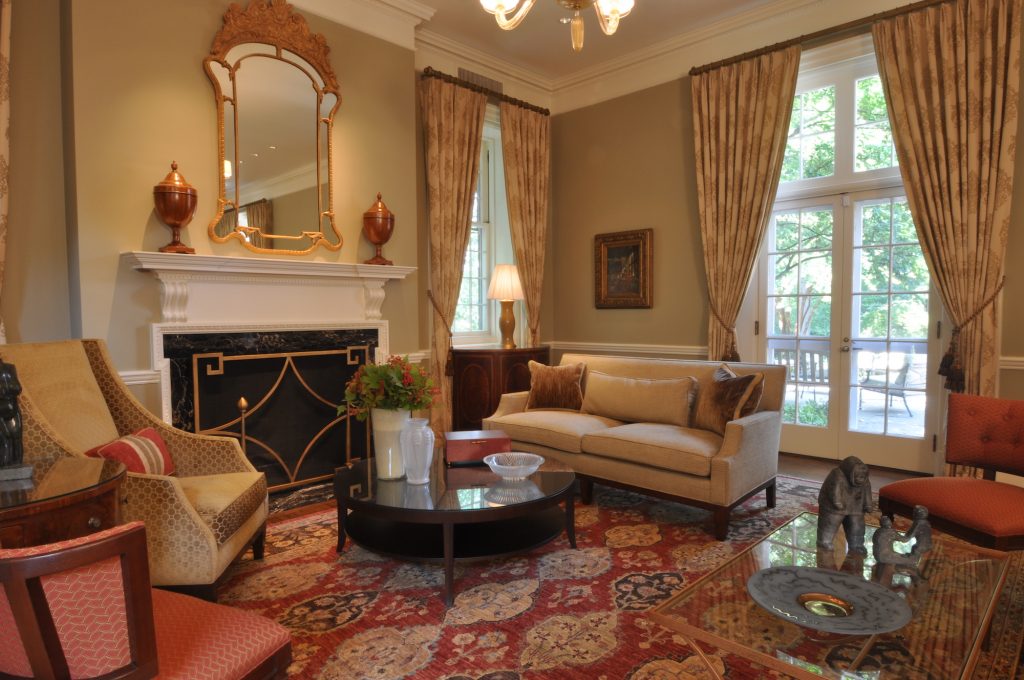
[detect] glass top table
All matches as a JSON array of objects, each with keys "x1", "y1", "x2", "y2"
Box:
[
  {"x1": 650, "y1": 512, "x2": 1010, "y2": 680},
  {"x1": 334, "y1": 458, "x2": 577, "y2": 605}
]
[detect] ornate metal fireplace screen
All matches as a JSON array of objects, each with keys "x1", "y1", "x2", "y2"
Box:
[{"x1": 191, "y1": 346, "x2": 371, "y2": 492}]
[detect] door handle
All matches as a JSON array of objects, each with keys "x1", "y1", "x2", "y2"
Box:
[{"x1": 840, "y1": 346, "x2": 850, "y2": 352}]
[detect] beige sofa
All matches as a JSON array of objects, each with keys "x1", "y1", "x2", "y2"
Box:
[{"x1": 483, "y1": 353, "x2": 786, "y2": 539}]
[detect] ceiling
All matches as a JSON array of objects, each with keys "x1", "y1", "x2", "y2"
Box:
[{"x1": 418, "y1": 0, "x2": 777, "y2": 81}]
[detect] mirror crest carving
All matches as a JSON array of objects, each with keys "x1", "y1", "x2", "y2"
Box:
[{"x1": 205, "y1": 0, "x2": 342, "y2": 255}]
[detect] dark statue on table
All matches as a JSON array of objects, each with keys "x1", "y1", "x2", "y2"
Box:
[
  {"x1": 817, "y1": 456, "x2": 873, "y2": 555},
  {"x1": 0, "y1": 360, "x2": 24, "y2": 469},
  {"x1": 872, "y1": 505, "x2": 933, "y2": 566}
]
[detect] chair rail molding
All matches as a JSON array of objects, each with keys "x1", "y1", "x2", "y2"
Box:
[
  {"x1": 122, "y1": 252, "x2": 415, "y2": 324},
  {"x1": 547, "y1": 341, "x2": 708, "y2": 358}
]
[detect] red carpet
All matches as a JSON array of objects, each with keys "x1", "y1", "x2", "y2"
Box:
[{"x1": 221, "y1": 477, "x2": 1022, "y2": 679}]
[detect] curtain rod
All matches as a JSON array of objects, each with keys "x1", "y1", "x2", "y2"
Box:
[
  {"x1": 421, "y1": 67, "x2": 550, "y2": 116},
  {"x1": 689, "y1": 0, "x2": 954, "y2": 76}
]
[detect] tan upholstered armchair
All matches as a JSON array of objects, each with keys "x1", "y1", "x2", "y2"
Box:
[{"x1": 0, "y1": 339, "x2": 268, "y2": 600}]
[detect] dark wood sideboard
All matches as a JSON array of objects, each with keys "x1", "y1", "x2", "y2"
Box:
[{"x1": 451, "y1": 347, "x2": 549, "y2": 431}]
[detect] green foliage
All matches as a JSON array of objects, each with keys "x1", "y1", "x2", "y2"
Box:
[
  {"x1": 342, "y1": 356, "x2": 438, "y2": 420},
  {"x1": 783, "y1": 398, "x2": 829, "y2": 426}
]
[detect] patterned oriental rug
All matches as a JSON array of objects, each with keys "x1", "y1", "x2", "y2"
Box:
[{"x1": 221, "y1": 476, "x2": 1024, "y2": 679}]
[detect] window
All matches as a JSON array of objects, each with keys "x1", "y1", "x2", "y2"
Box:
[
  {"x1": 777, "y1": 39, "x2": 900, "y2": 199},
  {"x1": 452, "y1": 108, "x2": 514, "y2": 345}
]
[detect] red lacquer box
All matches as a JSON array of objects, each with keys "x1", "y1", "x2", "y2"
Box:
[{"x1": 444, "y1": 430, "x2": 511, "y2": 466}]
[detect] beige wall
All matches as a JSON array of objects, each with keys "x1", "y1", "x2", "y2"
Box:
[
  {"x1": 550, "y1": 78, "x2": 706, "y2": 351},
  {"x1": 6, "y1": 0, "x2": 424, "y2": 377},
  {"x1": 551, "y1": 50, "x2": 1024, "y2": 398},
  {"x1": 5, "y1": 0, "x2": 71, "y2": 342}
]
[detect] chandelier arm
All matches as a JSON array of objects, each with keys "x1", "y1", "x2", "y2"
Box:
[
  {"x1": 494, "y1": 0, "x2": 538, "y2": 30},
  {"x1": 593, "y1": 3, "x2": 620, "y2": 35}
]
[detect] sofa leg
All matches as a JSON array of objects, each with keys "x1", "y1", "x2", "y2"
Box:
[
  {"x1": 766, "y1": 480, "x2": 777, "y2": 509},
  {"x1": 579, "y1": 478, "x2": 594, "y2": 505},
  {"x1": 712, "y1": 508, "x2": 730, "y2": 541},
  {"x1": 252, "y1": 524, "x2": 267, "y2": 560}
]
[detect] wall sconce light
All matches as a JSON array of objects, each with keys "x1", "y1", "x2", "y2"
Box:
[{"x1": 487, "y1": 264, "x2": 525, "y2": 349}]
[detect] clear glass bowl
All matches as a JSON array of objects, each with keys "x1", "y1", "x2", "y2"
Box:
[{"x1": 482, "y1": 452, "x2": 544, "y2": 480}]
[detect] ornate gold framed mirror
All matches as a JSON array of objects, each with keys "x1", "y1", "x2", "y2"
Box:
[{"x1": 205, "y1": 0, "x2": 342, "y2": 254}]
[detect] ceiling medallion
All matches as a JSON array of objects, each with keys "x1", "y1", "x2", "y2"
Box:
[{"x1": 480, "y1": 0, "x2": 635, "y2": 53}]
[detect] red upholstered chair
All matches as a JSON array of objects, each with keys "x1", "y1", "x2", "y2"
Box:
[
  {"x1": 878, "y1": 392, "x2": 1024, "y2": 550},
  {"x1": 0, "y1": 521, "x2": 291, "y2": 679}
]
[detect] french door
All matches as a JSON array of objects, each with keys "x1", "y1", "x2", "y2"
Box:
[{"x1": 757, "y1": 187, "x2": 941, "y2": 473}]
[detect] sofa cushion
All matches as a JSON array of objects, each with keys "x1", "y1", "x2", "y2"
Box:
[
  {"x1": 581, "y1": 372, "x2": 696, "y2": 427},
  {"x1": 715, "y1": 364, "x2": 765, "y2": 417},
  {"x1": 693, "y1": 371, "x2": 761, "y2": 435},
  {"x1": 178, "y1": 472, "x2": 267, "y2": 545},
  {"x1": 488, "y1": 411, "x2": 622, "y2": 453},
  {"x1": 582, "y1": 423, "x2": 722, "y2": 477},
  {"x1": 526, "y1": 361, "x2": 585, "y2": 411},
  {"x1": 86, "y1": 428, "x2": 175, "y2": 476}
]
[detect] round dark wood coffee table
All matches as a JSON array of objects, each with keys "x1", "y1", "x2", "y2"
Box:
[{"x1": 334, "y1": 459, "x2": 576, "y2": 606}]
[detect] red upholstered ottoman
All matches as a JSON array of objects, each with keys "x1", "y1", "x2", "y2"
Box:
[{"x1": 879, "y1": 477, "x2": 1024, "y2": 547}]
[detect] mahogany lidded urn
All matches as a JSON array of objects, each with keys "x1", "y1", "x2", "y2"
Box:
[
  {"x1": 153, "y1": 161, "x2": 197, "y2": 254},
  {"x1": 362, "y1": 192, "x2": 394, "y2": 265}
]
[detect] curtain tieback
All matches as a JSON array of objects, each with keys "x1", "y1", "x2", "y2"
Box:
[
  {"x1": 709, "y1": 301, "x2": 740, "y2": 362},
  {"x1": 938, "y1": 277, "x2": 1005, "y2": 393},
  {"x1": 427, "y1": 289, "x2": 455, "y2": 376}
]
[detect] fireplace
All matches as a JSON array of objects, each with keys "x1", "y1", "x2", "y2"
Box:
[{"x1": 124, "y1": 251, "x2": 417, "y2": 493}]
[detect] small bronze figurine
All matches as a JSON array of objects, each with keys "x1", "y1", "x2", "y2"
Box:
[
  {"x1": 871, "y1": 516, "x2": 918, "y2": 566},
  {"x1": 817, "y1": 456, "x2": 873, "y2": 554},
  {"x1": 905, "y1": 505, "x2": 933, "y2": 556},
  {"x1": 0, "y1": 360, "x2": 23, "y2": 468}
]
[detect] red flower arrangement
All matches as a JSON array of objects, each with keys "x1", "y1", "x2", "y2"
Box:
[{"x1": 341, "y1": 355, "x2": 438, "y2": 421}]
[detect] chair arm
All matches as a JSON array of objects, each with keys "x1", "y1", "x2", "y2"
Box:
[
  {"x1": 133, "y1": 414, "x2": 254, "y2": 477},
  {"x1": 121, "y1": 473, "x2": 219, "y2": 586},
  {"x1": 488, "y1": 391, "x2": 529, "y2": 419},
  {"x1": 709, "y1": 411, "x2": 783, "y2": 506}
]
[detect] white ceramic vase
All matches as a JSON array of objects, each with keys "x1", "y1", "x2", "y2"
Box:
[
  {"x1": 370, "y1": 408, "x2": 410, "y2": 480},
  {"x1": 400, "y1": 418, "x2": 435, "y2": 484}
]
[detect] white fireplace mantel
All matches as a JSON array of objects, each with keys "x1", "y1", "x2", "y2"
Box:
[{"x1": 123, "y1": 251, "x2": 416, "y2": 324}]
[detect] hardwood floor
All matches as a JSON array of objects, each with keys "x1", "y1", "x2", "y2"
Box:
[{"x1": 778, "y1": 452, "x2": 923, "y2": 487}]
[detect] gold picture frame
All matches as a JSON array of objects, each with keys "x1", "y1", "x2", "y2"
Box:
[{"x1": 595, "y1": 229, "x2": 653, "y2": 308}]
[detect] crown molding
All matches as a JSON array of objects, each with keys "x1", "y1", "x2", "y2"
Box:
[
  {"x1": 415, "y1": 29, "x2": 554, "y2": 109},
  {"x1": 292, "y1": 0, "x2": 435, "y2": 50}
]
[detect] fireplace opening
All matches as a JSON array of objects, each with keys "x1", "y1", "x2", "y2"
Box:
[{"x1": 163, "y1": 329, "x2": 377, "y2": 491}]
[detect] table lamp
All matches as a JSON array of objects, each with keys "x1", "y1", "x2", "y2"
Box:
[{"x1": 487, "y1": 264, "x2": 525, "y2": 349}]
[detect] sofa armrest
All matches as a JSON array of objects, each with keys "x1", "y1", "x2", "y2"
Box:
[
  {"x1": 488, "y1": 391, "x2": 530, "y2": 419},
  {"x1": 709, "y1": 411, "x2": 782, "y2": 506},
  {"x1": 121, "y1": 473, "x2": 220, "y2": 585}
]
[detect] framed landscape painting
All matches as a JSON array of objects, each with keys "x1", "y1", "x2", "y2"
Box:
[{"x1": 594, "y1": 229, "x2": 652, "y2": 308}]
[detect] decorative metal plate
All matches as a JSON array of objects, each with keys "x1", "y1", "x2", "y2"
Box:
[{"x1": 747, "y1": 566, "x2": 912, "y2": 635}]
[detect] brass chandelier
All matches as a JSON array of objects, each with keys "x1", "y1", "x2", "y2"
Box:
[{"x1": 479, "y1": 0, "x2": 635, "y2": 53}]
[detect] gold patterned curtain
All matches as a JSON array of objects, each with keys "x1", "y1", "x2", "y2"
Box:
[
  {"x1": 499, "y1": 102, "x2": 550, "y2": 348},
  {"x1": 0, "y1": 0, "x2": 11, "y2": 343},
  {"x1": 245, "y1": 198, "x2": 273, "y2": 249},
  {"x1": 873, "y1": 0, "x2": 1020, "y2": 402},
  {"x1": 873, "y1": 0, "x2": 1021, "y2": 478},
  {"x1": 691, "y1": 46, "x2": 800, "y2": 361},
  {"x1": 420, "y1": 74, "x2": 487, "y2": 435}
]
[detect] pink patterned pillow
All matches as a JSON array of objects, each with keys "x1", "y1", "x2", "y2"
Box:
[{"x1": 86, "y1": 427, "x2": 175, "y2": 475}]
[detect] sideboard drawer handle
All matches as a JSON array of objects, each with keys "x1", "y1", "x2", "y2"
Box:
[{"x1": 87, "y1": 516, "x2": 102, "y2": 529}]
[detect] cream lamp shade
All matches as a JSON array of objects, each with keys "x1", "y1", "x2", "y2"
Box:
[
  {"x1": 487, "y1": 264, "x2": 525, "y2": 301},
  {"x1": 487, "y1": 264, "x2": 524, "y2": 349}
]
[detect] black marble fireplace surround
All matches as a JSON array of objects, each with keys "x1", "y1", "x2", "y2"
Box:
[{"x1": 162, "y1": 329, "x2": 377, "y2": 491}]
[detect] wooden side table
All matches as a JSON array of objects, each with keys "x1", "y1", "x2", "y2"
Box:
[
  {"x1": 450, "y1": 347, "x2": 549, "y2": 431},
  {"x1": 0, "y1": 457, "x2": 126, "y2": 547}
]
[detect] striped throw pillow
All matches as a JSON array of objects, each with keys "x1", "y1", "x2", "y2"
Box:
[{"x1": 86, "y1": 427, "x2": 175, "y2": 475}]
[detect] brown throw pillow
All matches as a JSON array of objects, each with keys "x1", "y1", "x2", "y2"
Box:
[
  {"x1": 714, "y1": 364, "x2": 765, "y2": 418},
  {"x1": 526, "y1": 361, "x2": 585, "y2": 411},
  {"x1": 693, "y1": 370, "x2": 761, "y2": 435}
]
